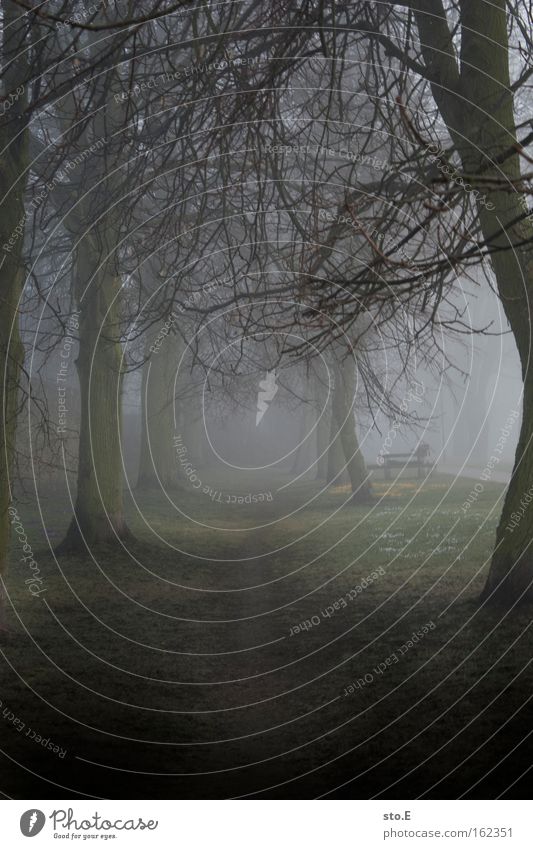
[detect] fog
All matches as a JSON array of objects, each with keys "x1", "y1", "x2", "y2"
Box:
[{"x1": 2, "y1": 0, "x2": 533, "y2": 806}]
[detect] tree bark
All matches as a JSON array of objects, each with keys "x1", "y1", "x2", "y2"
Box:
[
  {"x1": 482, "y1": 388, "x2": 532, "y2": 605},
  {"x1": 290, "y1": 383, "x2": 314, "y2": 475},
  {"x1": 412, "y1": 0, "x2": 533, "y2": 603},
  {"x1": 326, "y1": 404, "x2": 347, "y2": 485},
  {"x1": 313, "y1": 372, "x2": 329, "y2": 479},
  {"x1": 0, "y1": 254, "x2": 25, "y2": 629},
  {"x1": 59, "y1": 241, "x2": 130, "y2": 551},
  {"x1": 137, "y1": 324, "x2": 184, "y2": 490},
  {"x1": 0, "y1": 0, "x2": 29, "y2": 628},
  {"x1": 55, "y1": 46, "x2": 133, "y2": 552},
  {"x1": 331, "y1": 356, "x2": 372, "y2": 503},
  {"x1": 181, "y1": 380, "x2": 206, "y2": 470}
]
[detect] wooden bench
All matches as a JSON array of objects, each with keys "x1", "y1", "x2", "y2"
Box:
[{"x1": 369, "y1": 443, "x2": 433, "y2": 480}]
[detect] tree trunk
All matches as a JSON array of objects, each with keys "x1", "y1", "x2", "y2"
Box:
[
  {"x1": 331, "y1": 356, "x2": 372, "y2": 503},
  {"x1": 53, "y1": 35, "x2": 132, "y2": 552},
  {"x1": 0, "y1": 257, "x2": 25, "y2": 628},
  {"x1": 326, "y1": 405, "x2": 347, "y2": 485},
  {"x1": 412, "y1": 0, "x2": 533, "y2": 603},
  {"x1": 59, "y1": 242, "x2": 130, "y2": 551},
  {"x1": 181, "y1": 381, "x2": 205, "y2": 470},
  {"x1": 0, "y1": 0, "x2": 29, "y2": 627},
  {"x1": 314, "y1": 373, "x2": 329, "y2": 479},
  {"x1": 482, "y1": 388, "x2": 532, "y2": 605},
  {"x1": 290, "y1": 377, "x2": 314, "y2": 475},
  {"x1": 137, "y1": 324, "x2": 183, "y2": 490}
]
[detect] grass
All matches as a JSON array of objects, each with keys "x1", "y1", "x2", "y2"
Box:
[{"x1": 1, "y1": 470, "x2": 532, "y2": 799}]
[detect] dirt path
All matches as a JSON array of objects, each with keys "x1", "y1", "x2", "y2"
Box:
[{"x1": 1, "y1": 475, "x2": 532, "y2": 799}]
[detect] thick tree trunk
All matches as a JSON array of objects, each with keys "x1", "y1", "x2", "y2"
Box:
[
  {"x1": 481, "y1": 384, "x2": 533, "y2": 605},
  {"x1": 54, "y1": 36, "x2": 132, "y2": 552},
  {"x1": 412, "y1": 0, "x2": 533, "y2": 603},
  {"x1": 137, "y1": 325, "x2": 183, "y2": 490},
  {"x1": 466, "y1": 345, "x2": 492, "y2": 467},
  {"x1": 289, "y1": 377, "x2": 314, "y2": 475},
  {"x1": 59, "y1": 243, "x2": 130, "y2": 551},
  {"x1": 181, "y1": 382, "x2": 205, "y2": 470},
  {"x1": 314, "y1": 373, "x2": 329, "y2": 479},
  {"x1": 0, "y1": 258, "x2": 25, "y2": 629},
  {"x1": 326, "y1": 406, "x2": 347, "y2": 485},
  {"x1": 474, "y1": 202, "x2": 533, "y2": 604},
  {"x1": 0, "y1": 0, "x2": 29, "y2": 627},
  {"x1": 331, "y1": 357, "x2": 372, "y2": 503}
]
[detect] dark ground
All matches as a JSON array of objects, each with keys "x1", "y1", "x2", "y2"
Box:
[{"x1": 1, "y1": 472, "x2": 532, "y2": 799}]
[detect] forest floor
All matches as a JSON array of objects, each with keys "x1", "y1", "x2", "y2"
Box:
[{"x1": 1, "y1": 470, "x2": 532, "y2": 799}]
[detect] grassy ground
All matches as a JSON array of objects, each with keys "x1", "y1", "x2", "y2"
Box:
[{"x1": 1, "y1": 470, "x2": 532, "y2": 799}]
